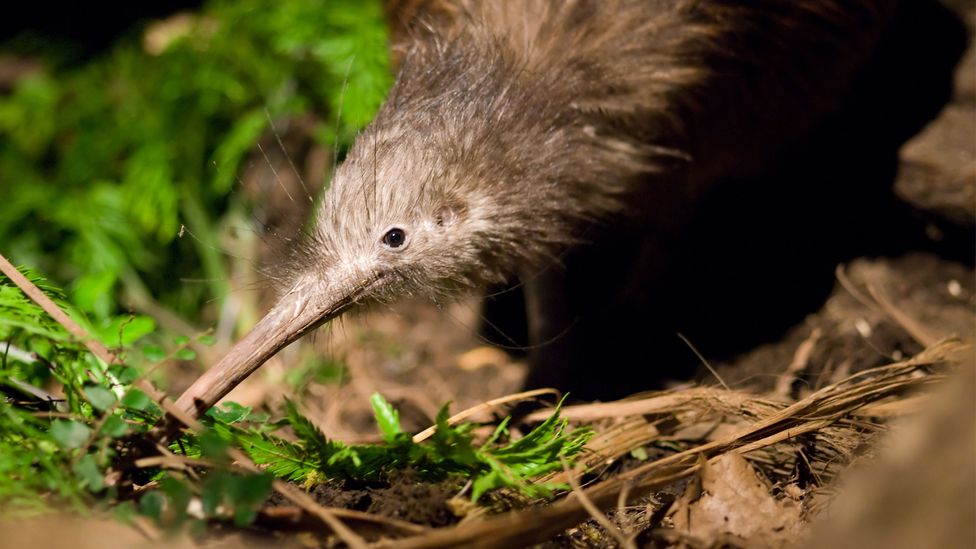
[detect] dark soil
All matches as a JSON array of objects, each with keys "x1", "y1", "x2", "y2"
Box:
[
  {"x1": 267, "y1": 471, "x2": 466, "y2": 528},
  {"x1": 315, "y1": 475, "x2": 463, "y2": 527}
]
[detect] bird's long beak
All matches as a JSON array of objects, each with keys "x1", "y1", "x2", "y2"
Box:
[{"x1": 174, "y1": 277, "x2": 362, "y2": 419}]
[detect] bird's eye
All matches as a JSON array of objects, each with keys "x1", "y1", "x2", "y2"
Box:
[{"x1": 382, "y1": 228, "x2": 407, "y2": 248}]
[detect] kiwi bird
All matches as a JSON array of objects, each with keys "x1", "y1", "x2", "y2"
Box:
[{"x1": 175, "y1": 0, "x2": 897, "y2": 416}]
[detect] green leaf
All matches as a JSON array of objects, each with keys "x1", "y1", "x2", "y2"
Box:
[
  {"x1": 210, "y1": 109, "x2": 268, "y2": 193},
  {"x1": 112, "y1": 501, "x2": 138, "y2": 525},
  {"x1": 200, "y1": 471, "x2": 273, "y2": 527},
  {"x1": 174, "y1": 348, "x2": 197, "y2": 361},
  {"x1": 171, "y1": 395, "x2": 588, "y2": 505},
  {"x1": 83, "y1": 385, "x2": 117, "y2": 411},
  {"x1": 200, "y1": 430, "x2": 231, "y2": 461},
  {"x1": 121, "y1": 388, "x2": 151, "y2": 410},
  {"x1": 231, "y1": 428, "x2": 319, "y2": 482},
  {"x1": 159, "y1": 477, "x2": 192, "y2": 526},
  {"x1": 471, "y1": 468, "x2": 504, "y2": 503},
  {"x1": 71, "y1": 271, "x2": 117, "y2": 318},
  {"x1": 94, "y1": 315, "x2": 156, "y2": 347},
  {"x1": 101, "y1": 414, "x2": 130, "y2": 438},
  {"x1": 72, "y1": 453, "x2": 104, "y2": 492},
  {"x1": 200, "y1": 472, "x2": 227, "y2": 518},
  {"x1": 50, "y1": 420, "x2": 92, "y2": 449},
  {"x1": 229, "y1": 473, "x2": 274, "y2": 526},
  {"x1": 142, "y1": 345, "x2": 166, "y2": 362},
  {"x1": 370, "y1": 392, "x2": 402, "y2": 443},
  {"x1": 108, "y1": 363, "x2": 140, "y2": 384},
  {"x1": 208, "y1": 402, "x2": 252, "y2": 424},
  {"x1": 139, "y1": 491, "x2": 166, "y2": 521},
  {"x1": 283, "y1": 399, "x2": 332, "y2": 454}
]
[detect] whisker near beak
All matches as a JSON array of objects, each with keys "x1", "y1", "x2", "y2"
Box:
[{"x1": 174, "y1": 278, "x2": 361, "y2": 419}]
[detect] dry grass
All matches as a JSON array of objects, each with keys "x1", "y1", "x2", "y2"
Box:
[{"x1": 366, "y1": 340, "x2": 967, "y2": 548}]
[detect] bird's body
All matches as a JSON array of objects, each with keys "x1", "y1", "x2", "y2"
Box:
[
  {"x1": 177, "y1": 0, "x2": 901, "y2": 415},
  {"x1": 313, "y1": 0, "x2": 894, "y2": 297}
]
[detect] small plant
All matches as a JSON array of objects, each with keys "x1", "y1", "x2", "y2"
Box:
[
  {"x1": 190, "y1": 393, "x2": 591, "y2": 503},
  {"x1": 0, "y1": 267, "x2": 163, "y2": 515},
  {"x1": 1, "y1": 263, "x2": 592, "y2": 533}
]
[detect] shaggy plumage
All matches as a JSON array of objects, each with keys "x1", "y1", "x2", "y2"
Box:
[{"x1": 294, "y1": 0, "x2": 895, "y2": 306}]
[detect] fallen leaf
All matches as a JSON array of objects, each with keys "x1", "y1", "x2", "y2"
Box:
[{"x1": 670, "y1": 453, "x2": 805, "y2": 548}]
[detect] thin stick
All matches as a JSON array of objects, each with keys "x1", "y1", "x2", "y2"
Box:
[
  {"x1": 677, "y1": 333, "x2": 729, "y2": 390},
  {"x1": 264, "y1": 106, "x2": 314, "y2": 203},
  {"x1": 272, "y1": 480, "x2": 369, "y2": 549},
  {"x1": 563, "y1": 458, "x2": 636, "y2": 549},
  {"x1": 774, "y1": 328, "x2": 822, "y2": 397},
  {"x1": 834, "y1": 263, "x2": 883, "y2": 313},
  {"x1": 261, "y1": 506, "x2": 430, "y2": 537},
  {"x1": 412, "y1": 388, "x2": 559, "y2": 442},
  {"x1": 256, "y1": 142, "x2": 296, "y2": 203},
  {"x1": 866, "y1": 283, "x2": 940, "y2": 347}
]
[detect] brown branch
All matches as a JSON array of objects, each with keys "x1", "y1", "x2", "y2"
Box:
[
  {"x1": 412, "y1": 388, "x2": 559, "y2": 443},
  {"x1": 0, "y1": 254, "x2": 119, "y2": 366}
]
